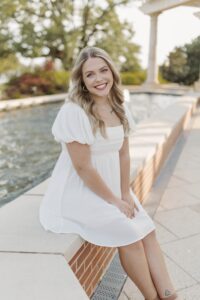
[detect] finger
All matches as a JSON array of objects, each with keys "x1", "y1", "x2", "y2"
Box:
[
  {"x1": 127, "y1": 211, "x2": 132, "y2": 218},
  {"x1": 134, "y1": 203, "x2": 139, "y2": 211},
  {"x1": 125, "y1": 210, "x2": 129, "y2": 218},
  {"x1": 131, "y1": 205, "x2": 135, "y2": 214}
]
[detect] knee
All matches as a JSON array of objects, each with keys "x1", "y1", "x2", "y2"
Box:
[
  {"x1": 118, "y1": 240, "x2": 143, "y2": 253},
  {"x1": 142, "y1": 229, "x2": 158, "y2": 246},
  {"x1": 150, "y1": 229, "x2": 157, "y2": 238}
]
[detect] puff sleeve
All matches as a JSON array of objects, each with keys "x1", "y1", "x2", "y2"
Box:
[
  {"x1": 52, "y1": 102, "x2": 94, "y2": 145},
  {"x1": 124, "y1": 103, "x2": 136, "y2": 137}
]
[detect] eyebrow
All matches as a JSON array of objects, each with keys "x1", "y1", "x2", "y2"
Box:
[{"x1": 84, "y1": 65, "x2": 108, "y2": 75}]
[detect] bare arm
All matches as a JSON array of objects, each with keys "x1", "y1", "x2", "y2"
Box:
[
  {"x1": 119, "y1": 137, "x2": 130, "y2": 197},
  {"x1": 66, "y1": 141, "x2": 133, "y2": 218},
  {"x1": 66, "y1": 141, "x2": 118, "y2": 204},
  {"x1": 119, "y1": 137, "x2": 139, "y2": 216}
]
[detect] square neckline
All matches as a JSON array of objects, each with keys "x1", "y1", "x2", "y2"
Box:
[
  {"x1": 106, "y1": 124, "x2": 123, "y2": 129},
  {"x1": 66, "y1": 102, "x2": 123, "y2": 129}
]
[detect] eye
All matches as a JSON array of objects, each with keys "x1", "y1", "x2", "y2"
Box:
[
  {"x1": 102, "y1": 68, "x2": 108, "y2": 72},
  {"x1": 87, "y1": 73, "x2": 92, "y2": 78}
]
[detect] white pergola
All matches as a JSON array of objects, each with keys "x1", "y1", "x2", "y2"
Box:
[{"x1": 139, "y1": 0, "x2": 200, "y2": 86}]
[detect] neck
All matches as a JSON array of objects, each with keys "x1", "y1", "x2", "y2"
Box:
[{"x1": 92, "y1": 96, "x2": 109, "y2": 107}]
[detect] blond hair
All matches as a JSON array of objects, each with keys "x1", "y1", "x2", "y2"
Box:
[{"x1": 68, "y1": 46, "x2": 130, "y2": 138}]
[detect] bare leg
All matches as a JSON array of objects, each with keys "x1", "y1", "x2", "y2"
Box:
[
  {"x1": 142, "y1": 230, "x2": 179, "y2": 299},
  {"x1": 118, "y1": 240, "x2": 159, "y2": 300}
]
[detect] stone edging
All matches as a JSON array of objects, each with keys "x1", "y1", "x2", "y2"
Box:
[
  {"x1": 130, "y1": 96, "x2": 199, "y2": 203},
  {"x1": 0, "y1": 93, "x2": 67, "y2": 111}
]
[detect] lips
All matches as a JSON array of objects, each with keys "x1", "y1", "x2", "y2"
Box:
[{"x1": 94, "y1": 83, "x2": 107, "y2": 90}]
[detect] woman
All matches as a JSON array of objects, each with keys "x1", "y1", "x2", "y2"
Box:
[{"x1": 39, "y1": 46, "x2": 180, "y2": 300}]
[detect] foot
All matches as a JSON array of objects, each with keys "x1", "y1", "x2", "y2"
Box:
[
  {"x1": 145, "y1": 296, "x2": 160, "y2": 300},
  {"x1": 160, "y1": 292, "x2": 177, "y2": 300}
]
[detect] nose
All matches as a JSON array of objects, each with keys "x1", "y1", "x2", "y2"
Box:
[{"x1": 95, "y1": 72, "x2": 103, "y2": 82}]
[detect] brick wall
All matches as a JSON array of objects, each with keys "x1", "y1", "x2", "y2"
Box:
[
  {"x1": 132, "y1": 106, "x2": 193, "y2": 203},
  {"x1": 69, "y1": 242, "x2": 116, "y2": 297}
]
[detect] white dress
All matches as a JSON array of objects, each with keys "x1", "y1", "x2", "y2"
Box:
[{"x1": 39, "y1": 101, "x2": 155, "y2": 247}]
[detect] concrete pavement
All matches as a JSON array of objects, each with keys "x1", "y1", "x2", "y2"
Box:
[{"x1": 119, "y1": 107, "x2": 200, "y2": 300}]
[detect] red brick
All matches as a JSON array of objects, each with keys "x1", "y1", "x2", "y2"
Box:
[
  {"x1": 85, "y1": 246, "x2": 100, "y2": 266},
  {"x1": 69, "y1": 243, "x2": 85, "y2": 265},
  {"x1": 79, "y1": 264, "x2": 92, "y2": 285},
  {"x1": 70, "y1": 261, "x2": 77, "y2": 273},
  {"x1": 77, "y1": 243, "x2": 92, "y2": 268},
  {"x1": 76, "y1": 263, "x2": 85, "y2": 279}
]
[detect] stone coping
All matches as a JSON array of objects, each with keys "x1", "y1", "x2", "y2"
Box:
[
  {"x1": 129, "y1": 96, "x2": 198, "y2": 181},
  {"x1": 0, "y1": 193, "x2": 88, "y2": 299},
  {"x1": 0, "y1": 94, "x2": 198, "y2": 299},
  {"x1": 0, "y1": 252, "x2": 89, "y2": 300},
  {"x1": 0, "y1": 93, "x2": 68, "y2": 111},
  {"x1": 0, "y1": 88, "x2": 194, "y2": 112}
]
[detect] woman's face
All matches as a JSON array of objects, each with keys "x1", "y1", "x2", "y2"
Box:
[{"x1": 82, "y1": 57, "x2": 113, "y2": 100}]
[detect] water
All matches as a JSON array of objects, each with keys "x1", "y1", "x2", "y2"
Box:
[
  {"x1": 129, "y1": 93, "x2": 180, "y2": 123},
  {"x1": 0, "y1": 93, "x2": 180, "y2": 207},
  {"x1": 0, "y1": 103, "x2": 61, "y2": 207}
]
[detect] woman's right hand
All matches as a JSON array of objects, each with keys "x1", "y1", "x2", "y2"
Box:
[{"x1": 113, "y1": 198, "x2": 133, "y2": 219}]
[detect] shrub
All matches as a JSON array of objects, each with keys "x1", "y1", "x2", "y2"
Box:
[
  {"x1": 121, "y1": 71, "x2": 146, "y2": 85},
  {"x1": 5, "y1": 70, "x2": 70, "y2": 99},
  {"x1": 41, "y1": 70, "x2": 70, "y2": 91},
  {"x1": 158, "y1": 70, "x2": 169, "y2": 84}
]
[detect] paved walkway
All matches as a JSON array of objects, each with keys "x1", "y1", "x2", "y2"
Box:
[{"x1": 119, "y1": 107, "x2": 200, "y2": 300}]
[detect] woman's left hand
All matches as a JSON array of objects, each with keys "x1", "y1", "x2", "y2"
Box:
[{"x1": 122, "y1": 192, "x2": 139, "y2": 218}]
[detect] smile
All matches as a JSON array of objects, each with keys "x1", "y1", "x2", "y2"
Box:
[{"x1": 94, "y1": 83, "x2": 107, "y2": 90}]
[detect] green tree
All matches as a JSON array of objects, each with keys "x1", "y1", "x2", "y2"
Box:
[
  {"x1": 0, "y1": 0, "x2": 141, "y2": 72},
  {"x1": 0, "y1": 1, "x2": 14, "y2": 57},
  {"x1": 0, "y1": 54, "x2": 22, "y2": 74},
  {"x1": 160, "y1": 36, "x2": 200, "y2": 85},
  {"x1": 186, "y1": 36, "x2": 200, "y2": 84}
]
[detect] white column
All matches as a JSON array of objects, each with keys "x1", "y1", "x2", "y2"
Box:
[{"x1": 145, "y1": 12, "x2": 160, "y2": 86}]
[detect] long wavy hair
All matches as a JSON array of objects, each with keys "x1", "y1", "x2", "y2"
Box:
[{"x1": 68, "y1": 46, "x2": 130, "y2": 138}]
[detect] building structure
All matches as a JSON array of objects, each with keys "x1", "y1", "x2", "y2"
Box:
[{"x1": 139, "y1": 0, "x2": 200, "y2": 86}]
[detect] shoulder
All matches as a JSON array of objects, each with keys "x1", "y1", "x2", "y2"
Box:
[
  {"x1": 52, "y1": 100, "x2": 94, "y2": 144},
  {"x1": 63, "y1": 100, "x2": 81, "y2": 109},
  {"x1": 123, "y1": 102, "x2": 132, "y2": 117},
  {"x1": 122, "y1": 101, "x2": 129, "y2": 112},
  {"x1": 56, "y1": 100, "x2": 92, "y2": 131},
  {"x1": 59, "y1": 101, "x2": 79, "y2": 113},
  {"x1": 122, "y1": 101, "x2": 131, "y2": 119},
  {"x1": 122, "y1": 101, "x2": 135, "y2": 131},
  {"x1": 61, "y1": 101, "x2": 88, "y2": 118}
]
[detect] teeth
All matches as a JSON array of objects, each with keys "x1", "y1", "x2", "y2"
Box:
[{"x1": 95, "y1": 83, "x2": 107, "y2": 89}]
